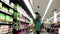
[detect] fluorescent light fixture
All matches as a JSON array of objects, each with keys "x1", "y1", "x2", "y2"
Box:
[
  {"x1": 48, "y1": 12, "x2": 60, "y2": 21},
  {"x1": 42, "y1": 0, "x2": 53, "y2": 20},
  {"x1": 54, "y1": 11, "x2": 57, "y2": 23},
  {"x1": 23, "y1": 0, "x2": 36, "y2": 19},
  {"x1": 30, "y1": 0, "x2": 33, "y2": 5}
]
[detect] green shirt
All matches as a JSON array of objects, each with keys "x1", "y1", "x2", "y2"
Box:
[{"x1": 35, "y1": 21, "x2": 41, "y2": 31}]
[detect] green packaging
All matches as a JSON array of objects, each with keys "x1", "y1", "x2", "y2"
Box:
[
  {"x1": 0, "y1": 2, "x2": 2, "y2": 9},
  {"x1": 0, "y1": 13, "x2": 5, "y2": 21}
]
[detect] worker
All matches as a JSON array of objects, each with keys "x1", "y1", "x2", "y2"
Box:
[{"x1": 34, "y1": 12, "x2": 41, "y2": 34}]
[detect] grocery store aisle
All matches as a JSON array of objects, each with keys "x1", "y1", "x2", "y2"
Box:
[{"x1": 0, "y1": 0, "x2": 60, "y2": 34}]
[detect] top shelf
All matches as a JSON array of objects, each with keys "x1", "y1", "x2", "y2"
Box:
[
  {"x1": 11, "y1": 0, "x2": 34, "y2": 19},
  {"x1": 0, "y1": 9, "x2": 13, "y2": 17},
  {"x1": 0, "y1": 0, "x2": 34, "y2": 20},
  {"x1": 0, "y1": 0, "x2": 17, "y2": 12}
]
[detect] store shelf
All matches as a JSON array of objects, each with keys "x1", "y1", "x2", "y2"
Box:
[
  {"x1": 1, "y1": 0, "x2": 34, "y2": 19},
  {"x1": 0, "y1": 0, "x2": 34, "y2": 20},
  {"x1": 19, "y1": 28, "x2": 28, "y2": 30},
  {"x1": 17, "y1": 18, "x2": 30, "y2": 24},
  {"x1": 0, "y1": 9, "x2": 13, "y2": 17},
  {"x1": 11, "y1": 0, "x2": 34, "y2": 19},
  {"x1": 0, "y1": 0, "x2": 17, "y2": 12},
  {"x1": 18, "y1": 0, "x2": 34, "y2": 19},
  {"x1": 17, "y1": 13, "x2": 30, "y2": 23},
  {"x1": 18, "y1": 20, "x2": 29, "y2": 24}
]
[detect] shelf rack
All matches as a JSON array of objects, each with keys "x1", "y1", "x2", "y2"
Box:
[
  {"x1": 0, "y1": 9, "x2": 13, "y2": 17},
  {"x1": 10, "y1": 0, "x2": 34, "y2": 19},
  {"x1": 0, "y1": 0, "x2": 34, "y2": 19},
  {"x1": 0, "y1": 0, "x2": 34, "y2": 34},
  {"x1": 0, "y1": 0, "x2": 17, "y2": 12}
]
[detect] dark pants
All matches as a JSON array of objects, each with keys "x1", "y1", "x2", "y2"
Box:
[{"x1": 36, "y1": 31, "x2": 40, "y2": 34}]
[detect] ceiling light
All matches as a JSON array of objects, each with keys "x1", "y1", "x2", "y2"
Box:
[
  {"x1": 42, "y1": 0, "x2": 53, "y2": 20},
  {"x1": 23, "y1": 0, "x2": 36, "y2": 19}
]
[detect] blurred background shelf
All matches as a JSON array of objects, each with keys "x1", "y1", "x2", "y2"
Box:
[{"x1": 0, "y1": 9, "x2": 13, "y2": 17}]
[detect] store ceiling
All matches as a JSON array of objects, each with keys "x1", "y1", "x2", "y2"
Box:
[{"x1": 33, "y1": 0, "x2": 60, "y2": 21}]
